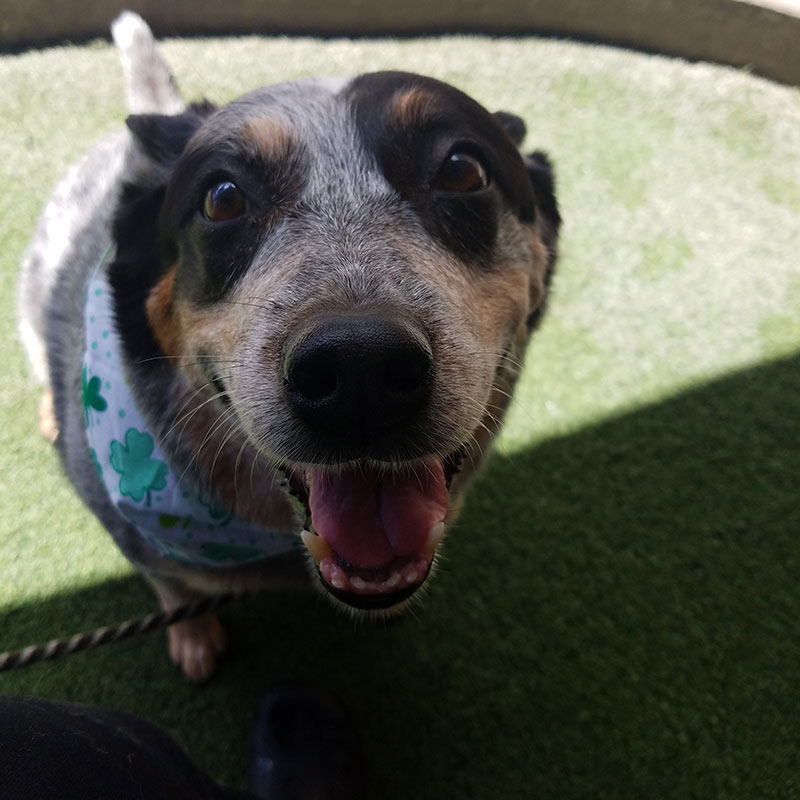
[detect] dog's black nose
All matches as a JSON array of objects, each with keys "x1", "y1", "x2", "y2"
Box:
[{"x1": 284, "y1": 314, "x2": 433, "y2": 439}]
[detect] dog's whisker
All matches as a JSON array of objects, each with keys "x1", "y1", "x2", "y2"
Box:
[
  {"x1": 493, "y1": 349, "x2": 525, "y2": 372},
  {"x1": 136, "y1": 354, "x2": 244, "y2": 365},
  {"x1": 464, "y1": 430, "x2": 488, "y2": 464},
  {"x1": 461, "y1": 347, "x2": 525, "y2": 374},
  {"x1": 179, "y1": 396, "x2": 245, "y2": 484},
  {"x1": 164, "y1": 380, "x2": 219, "y2": 437},
  {"x1": 177, "y1": 407, "x2": 230, "y2": 484},
  {"x1": 417, "y1": 458, "x2": 438, "y2": 493},
  {"x1": 233, "y1": 438, "x2": 250, "y2": 501},
  {"x1": 488, "y1": 384, "x2": 516, "y2": 402},
  {"x1": 458, "y1": 399, "x2": 495, "y2": 458},
  {"x1": 487, "y1": 382, "x2": 540, "y2": 430},
  {"x1": 480, "y1": 403, "x2": 504, "y2": 432},
  {"x1": 208, "y1": 406, "x2": 246, "y2": 485},
  {"x1": 249, "y1": 445, "x2": 261, "y2": 495},
  {"x1": 215, "y1": 297, "x2": 276, "y2": 313},
  {"x1": 492, "y1": 386, "x2": 540, "y2": 430},
  {"x1": 476, "y1": 408, "x2": 503, "y2": 442},
  {"x1": 497, "y1": 354, "x2": 524, "y2": 374},
  {"x1": 164, "y1": 381, "x2": 232, "y2": 443},
  {"x1": 172, "y1": 387, "x2": 232, "y2": 455}
]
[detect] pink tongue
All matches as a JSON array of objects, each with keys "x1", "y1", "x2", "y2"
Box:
[{"x1": 307, "y1": 460, "x2": 448, "y2": 569}]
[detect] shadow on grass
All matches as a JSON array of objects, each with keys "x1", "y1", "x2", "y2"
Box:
[{"x1": 1, "y1": 353, "x2": 798, "y2": 799}]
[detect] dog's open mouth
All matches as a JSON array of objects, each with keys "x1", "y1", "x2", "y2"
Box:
[{"x1": 288, "y1": 453, "x2": 463, "y2": 611}]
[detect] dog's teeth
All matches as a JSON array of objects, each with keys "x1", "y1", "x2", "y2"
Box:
[
  {"x1": 301, "y1": 530, "x2": 332, "y2": 563},
  {"x1": 423, "y1": 521, "x2": 446, "y2": 557},
  {"x1": 330, "y1": 564, "x2": 348, "y2": 590},
  {"x1": 385, "y1": 572, "x2": 401, "y2": 589},
  {"x1": 351, "y1": 576, "x2": 366, "y2": 591}
]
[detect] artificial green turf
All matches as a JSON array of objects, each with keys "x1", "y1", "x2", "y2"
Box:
[{"x1": 1, "y1": 33, "x2": 799, "y2": 799}]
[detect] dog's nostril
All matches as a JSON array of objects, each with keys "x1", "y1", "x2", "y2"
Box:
[
  {"x1": 382, "y1": 351, "x2": 430, "y2": 397},
  {"x1": 288, "y1": 358, "x2": 338, "y2": 402}
]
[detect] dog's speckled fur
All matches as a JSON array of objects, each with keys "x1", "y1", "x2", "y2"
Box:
[{"x1": 18, "y1": 13, "x2": 559, "y2": 680}]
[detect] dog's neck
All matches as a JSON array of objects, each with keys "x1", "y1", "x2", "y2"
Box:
[{"x1": 82, "y1": 260, "x2": 300, "y2": 567}]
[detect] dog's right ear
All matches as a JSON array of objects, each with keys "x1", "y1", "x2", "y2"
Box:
[{"x1": 126, "y1": 100, "x2": 216, "y2": 166}]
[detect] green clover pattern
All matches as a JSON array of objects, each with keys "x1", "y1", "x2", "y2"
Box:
[
  {"x1": 82, "y1": 365, "x2": 107, "y2": 425},
  {"x1": 109, "y1": 428, "x2": 168, "y2": 506}
]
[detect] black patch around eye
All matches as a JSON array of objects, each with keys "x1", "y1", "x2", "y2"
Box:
[
  {"x1": 159, "y1": 133, "x2": 308, "y2": 302},
  {"x1": 203, "y1": 180, "x2": 247, "y2": 222},
  {"x1": 347, "y1": 72, "x2": 536, "y2": 266},
  {"x1": 176, "y1": 215, "x2": 268, "y2": 302},
  {"x1": 434, "y1": 192, "x2": 499, "y2": 263}
]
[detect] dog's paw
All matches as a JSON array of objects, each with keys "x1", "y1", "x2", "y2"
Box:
[{"x1": 166, "y1": 611, "x2": 227, "y2": 682}]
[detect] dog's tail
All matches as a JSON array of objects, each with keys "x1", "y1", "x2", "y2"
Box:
[{"x1": 111, "y1": 11, "x2": 185, "y2": 115}]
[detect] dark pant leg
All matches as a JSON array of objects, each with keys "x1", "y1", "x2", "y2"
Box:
[{"x1": 0, "y1": 695, "x2": 257, "y2": 800}]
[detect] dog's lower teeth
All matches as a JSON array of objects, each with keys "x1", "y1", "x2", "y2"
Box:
[
  {"x1": 318, "y1": 555, "x2": 432, "y2": 596},
  {"x1": 329, "y1": 563, "x2": 348, "y2": 590}
]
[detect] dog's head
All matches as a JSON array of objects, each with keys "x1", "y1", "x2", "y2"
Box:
[{"x1": 111, "y1": 71, "x2": 559, "y2": 612}]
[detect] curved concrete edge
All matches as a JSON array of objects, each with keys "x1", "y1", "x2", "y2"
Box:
[{"x1": 2, "y1": 0, "x2": 799, "y2": 86}]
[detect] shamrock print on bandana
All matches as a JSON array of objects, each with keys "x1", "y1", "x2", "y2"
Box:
[
  {"x1": 110, "y1": 428, "x2": 168, "y2": 506},
  {"x1": 82, "y1": 365, "x2": 107, "y2": 425}
]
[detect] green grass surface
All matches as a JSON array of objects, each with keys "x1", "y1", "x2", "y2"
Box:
[{"x1": 1, "y1": 33, "x2": 799, "y2": 798}]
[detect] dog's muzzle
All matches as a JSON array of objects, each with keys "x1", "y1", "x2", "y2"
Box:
[{"x1": 281, "y1": 313, "x2": 457, "y2": 611}]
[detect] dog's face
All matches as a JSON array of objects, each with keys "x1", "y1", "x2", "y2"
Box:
[{"x1": 113, "y1": 71, "x2": 559, "y2": 612}]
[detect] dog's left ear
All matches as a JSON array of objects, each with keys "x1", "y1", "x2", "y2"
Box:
[
  {"x1": 493, "y1": 112, "x2": 560, "y2": 233},
  {"x1": 524, "y1": 150, "x2": 561, "y2": 235},
  {"x1": 493, "y1": 111, "x2": 527, "y2": 147},
  {"x1": 522, "y1": 150, "x2": 560, "y2": 332}
]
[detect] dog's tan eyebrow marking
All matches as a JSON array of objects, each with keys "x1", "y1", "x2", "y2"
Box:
[
  {"x1": 239, "y1": 117, "x2": 296, "y2": 161},
  {"x1": 388, "y1": 87, "x2": 441, "y2": 126}
]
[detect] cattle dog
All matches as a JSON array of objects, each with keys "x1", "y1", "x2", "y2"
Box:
[{"x1": 18, "y1": 12, "x2": 560, "y2": 680}]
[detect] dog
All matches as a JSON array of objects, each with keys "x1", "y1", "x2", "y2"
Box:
[{"x1": 18, "y1": 12, "x2": 560, "y2": 681}]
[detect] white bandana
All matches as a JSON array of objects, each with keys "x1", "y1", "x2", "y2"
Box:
[{"x1": 82, "y1": 259, "x2": 299, "y2": 567}]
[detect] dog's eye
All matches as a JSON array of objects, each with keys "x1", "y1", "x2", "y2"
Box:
[
  {"x1": 203, "y1": 181, "x2": 246, "y2": 221},
  {"x1": 434, "y1": 152, "x2": 490, "y2": 193}
]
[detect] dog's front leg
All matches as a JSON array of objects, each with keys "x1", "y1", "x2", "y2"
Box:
[
  {"x1": 147, "y1": 576, "x2": 227, "y2": 682},
  {"x1": 38, "y1": 388, "x2": 59, "y2": 444}
]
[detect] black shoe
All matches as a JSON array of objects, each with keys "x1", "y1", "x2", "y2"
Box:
[{"x1": 247, "y1": 684, "x2": 366, "y2": 800}]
